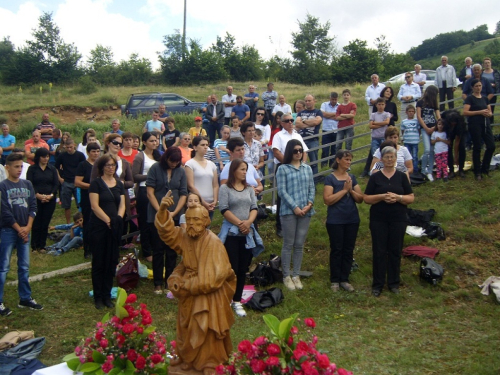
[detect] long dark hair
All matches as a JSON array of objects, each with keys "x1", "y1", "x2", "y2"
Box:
[
  {"x1": 227, "y1": 158, "x2": 248, "y2": 190},
  {"x1": 283, "y1": 139, "x2": 303, "y2": 165},
  {"x1": 379, "y1": 87, "x2": 394, "y2": 102},
  {"x1": 252, "y1": 106, "x2": 270, "y2": 124},
  {"x1": 331, "y1": 149, "x2": 353, "y2": 170},
  {"x1": 422, "y1": 85, "x2": 439, "y2": 110},
  {"x1": 272, "y1": 111, "x2": 283, "y2": 130},
  {"x1": 160, "y1": 146, "x2": 182, "y2": 170},
  {"x1": 141, "y1": 132, "x2": 161, "y2": 161}
]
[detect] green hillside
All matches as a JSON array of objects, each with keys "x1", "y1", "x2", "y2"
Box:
[{"x1": 416, "y1": 36, "x2": 500, "y2": 71}]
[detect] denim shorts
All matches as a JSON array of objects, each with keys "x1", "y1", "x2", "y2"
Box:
[{"x1": 60, "y1": 181, "x2": 75, "y2": 209}]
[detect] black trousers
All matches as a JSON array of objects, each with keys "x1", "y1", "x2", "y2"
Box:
[
  {"x1": 81, "y1": 200, "x2": 91, "y2": 256},
  {"x1": 362, "y1": 149, "x2": 373, "y2": 174},
  {"x1": 447, "y1": 136, "x2": 466, "y2": 173},
  {"x1": 327, "y1": 222, "x2": 359, "y2": 283},
  {"x1": 469, "y1": 121, "x2": 496, "y2": 175},
  {"x1": 149, "y1": 223, "x2": 177, "y2": 288},
  {"x1": 439, "y1": 87, "x2": 455, "y2": 112},
  {"x1": 224, "y1": 236, "x2": 252, "y2": 302},
  {"x1": 137, "y1": 187, "x2": 152, "y2": 257},
  {"x1": 31, "y1": 199, "x2": 56, "y2": 250},
  {"x1": 370, "y1": 220, "x2": 407, "y2": 291}
]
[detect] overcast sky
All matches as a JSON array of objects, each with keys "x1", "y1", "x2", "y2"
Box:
[{"x1": 1, "y1": 0, "x2": 498, "y2": 71}]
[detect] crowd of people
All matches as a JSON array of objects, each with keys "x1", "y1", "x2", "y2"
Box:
[{"x1": 0, "y1": 54, "x2": 498, "y2": 317}]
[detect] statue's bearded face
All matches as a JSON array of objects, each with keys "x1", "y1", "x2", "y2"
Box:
[{"x1": 185, "y1": 209, "x2": 206, "y2": 238}]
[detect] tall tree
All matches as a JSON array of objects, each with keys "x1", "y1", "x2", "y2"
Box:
[
  {"x1": 495, "y1": 21, "x2": 500, "y2": 36},
  {"x1": 334, "y1": 39, "x2": 379, "y2": 83},
  {"x1": 87, "y1": 45, "x2": 116, "y2": 85}
]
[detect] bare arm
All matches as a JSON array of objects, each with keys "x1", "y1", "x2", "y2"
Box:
[{"x1": 74, "y1": 176, "x2": 90, "y2": 189}]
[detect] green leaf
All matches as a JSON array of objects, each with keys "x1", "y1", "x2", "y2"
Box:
[
  {"x1": 263, "y1": 314, "x2": 281, "y2": 337},
  {"x1": 116, "y1": 287, "x2": 127, "y2": 308},
  {"x1": 124, "y1": 359, "x2": 136, "y2": 375},
  {"x1": 63, "y1": 352, "x2": 78, "y2": 362},
  {"x1": 108, "y1": 368, "x2": 122, "y2": 375},
  {"x1": 66, "y1": 357, "x2": 81, "y2": 371},
  {"x1": 116, "y1": 306, "x2": 129, "y2": 319},
  {"x1": 80, "y1": 362, "x2": 102, "y2": 372},
  {"x1": 92, "y1": 350, "x2": 106, "y2": 364},
  {"x1": 143, "y1": 326, "x2": 155, "y2": 335},
  {"x1": 278, "y1": 313, "x2": 299, "y2": 342},
  {"x1": 101, "y1": 312, "x2": 110, "y2": 323}
]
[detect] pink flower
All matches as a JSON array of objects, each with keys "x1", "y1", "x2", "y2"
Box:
[
  {"x1": 141, "y1": 314, "x2": 152, "y2": 326},
  {"x1": 75, "y1": 346, "x2": 82, "y2": 355},
  {"x1": 116, "y1": 335, "x2": 125, "y2": 345},
  {"x1": 99, "y1": 339, "x2": 108, "y2": 349},
  {"x1": 122, "y1": 324, "x2": 135, "y2": 334},
  {"x1": 102, "y1": 362, "x2": 113, "y2": 373},
  {"x1": 293, "y1": 348, "x2": 308, "y2": 361},
  {"x1": 304, "y1": 318, "x2": 316, "y2": 328},
  {"x1": 136, "y1": 355, "x2": 146, "y2": 369},
  {"x1": 267, "y1": 343, "x2": 281, "y2": 356},
  {"x1": 137, "y1": 327, "x2": 144, "y2": 334},
  {"x1": 170, "y1": 340, "x2": 177, "y2": 349},
  {"x1": 126, "y1": 294, "x2": 137, "y2": 303},
  {"x1": 150, "y1": 354, "x2": 163, "y2": 364},
  {"x1": 287, "y1": 336, "x2": 294, "y2": 346},
  {"x1": 127, "y1": 349, "x2": 138, "y2": 362},
  {"x1": 337, "y1": 369, "x2": 353, "y2": 375},
  {"x1": 215, "y1": 364, "x2": 226, "y2": 374},
  {"x1": 296, "y1": 341, "x2": 309, "y2": 352},
  {"x1": 237, "y1": 340, "x2": 253, "y2": 354},
  {"x1": 290, "y1": 326, "x2": 299, "y2": 335},
  {"x1": 250, "y1": 359, "x2": 266, "y2": 373},
  {"x1": 317, "y1": 353, "x2": 330, "y2": 369},
  {"x1": 265, "y1": 356, "x2": 280, "y2": 366},
  {"x1": 253, "y1": 336, "x2": 267, "y2": 346}
]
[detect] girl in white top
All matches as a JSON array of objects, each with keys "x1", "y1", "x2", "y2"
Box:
[
  {"x1": 431, "y1": 119, "x2": 450, "y2": 181},
  {"x1": 370, "y1": 127, "x2": 413, "y2": 179},
  {"x1": 185, "y1": 136, "x2": 218, "y2": 219}
]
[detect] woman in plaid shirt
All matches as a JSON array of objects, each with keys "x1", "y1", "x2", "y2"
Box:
[{"x1": 276, "y1": 139, "x2": 315, "y2": 291}]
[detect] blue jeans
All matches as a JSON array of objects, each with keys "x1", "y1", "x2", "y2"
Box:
[
  {"x1": 305, "y1": 138, "x2": 319, "y2": 176},
  {"x1": 371, "y1": 138, "x2": 384, "y2": 155},
  {"x1": 421, "y1": 131, "x2": 434, "y2": 174},
  {"x1": 280, "y1": 215, "x2": 311, "y2": 278},
  {"x1": 49, "y1": 233, "x2": 83, "y2": 253},
  {"x1": 321, "y1": 131, "x2": 337, "y2": 166},
  {"x1": 337, "y1": 128, "x2": 354, "y2": 150},
  {"x1": 204, "y1": 121, "x2": 222, "y2": 148},
  {"x1": 0, "y1": 228, "x2": 31, "y2": 302},
  {"x1": 405, "y1": 143, "x2": 419, "y2": 173}
]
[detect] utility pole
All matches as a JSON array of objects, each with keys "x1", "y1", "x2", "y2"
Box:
[{"x1": 182, "y1": 0, "x2": 187, "y2": 60}]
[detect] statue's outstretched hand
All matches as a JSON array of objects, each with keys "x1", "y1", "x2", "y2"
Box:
[{"x1": 160, "y1": 191, "x2": 174, "y2": 211}]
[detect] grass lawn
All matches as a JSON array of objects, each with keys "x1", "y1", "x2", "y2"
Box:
[{"x1": 2, "y1": 164, "x2": 499, "y2": 375}]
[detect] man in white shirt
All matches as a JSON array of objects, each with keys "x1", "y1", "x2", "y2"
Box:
[
  {"x1": 397, "y1": 72, "x2": 421, "y2": 115},
  {"x1": 272, "y1": 95, "x2": 292, "y2": 116},
  {"x1": 435, "y1": 56, "x2": 457, "y2": 111},
  {"x1": 365, "y1": 74, "x2": 385, "y2": 116},
  {"x1": 222, "y1": 86, "x2": 237, "y2": 125},
  {"x1": 320, "y1": 92, "x2": 339, "y2": 168},
  {"x1": 413, "y1": 64, "x2": 426, "y2": 94}
]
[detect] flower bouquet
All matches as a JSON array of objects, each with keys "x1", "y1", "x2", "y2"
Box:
[
  {"x1": 216, "y1": 313, "x2": 352, "y2": 375},
  {"x1": 64, "y1": 288, "x2": 172, "y2": 374}
]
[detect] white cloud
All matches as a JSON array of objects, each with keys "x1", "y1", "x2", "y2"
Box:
[{"x1": 0, "y1": 2, "x2": 42, "y2": 49}]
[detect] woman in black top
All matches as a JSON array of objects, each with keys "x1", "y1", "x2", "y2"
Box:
[
  {"x1": 364, "y1": 146, "x2": 414, "y2": 297},
  {"x1": 441, "y1": 110, "x2": 466, "y2": 178},
  {"x1": 146, "y1": 147, "x2": 187, "y2": 294},
  {"x1": 27, "y1": 148, "x2": 59, "y2": 252},
  {"x1": 89, "y1": 154, "x2": 125, "y2": 309},
  {"x1": 463, "y1": 78, "x2": 495, "y2": 180},
  {"x1": 75, "y1": 142, "x2": 101, "y2": 259}
]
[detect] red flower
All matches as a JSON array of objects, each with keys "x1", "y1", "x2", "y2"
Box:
[
  {"x1": 287, "y1": 336, "x2": 294, "y2": 346},
  {"x1": 267, "y1": 343, "x2": 281, "y2": 356},
  {"x1": 253, "y1": 336, "x2": 267, "y2": 346},
  {"x1": 290, "y1": 326, "x2": 299, "y2": 335},
  {"x1": 102, "y1": 362, "x2": 113, "y2": 373},
  {"x1": 215, "y1": 364, "x2": 226, "y2": 374},
  {"x1": 316, "y1": 353, "x2": 330, "y2": 369},
  {"x1": 116, "y1": 335, "x2": 125, "y2": 345},
  {"x1": 337, "y1": 369, "x2": 353, "y2": 375},
  {"x1": 296, "y1": 341, "x2": 309, "y2": 352},
  {"x1": 301, "y1": 360, "x2": 319, "y2": 375},
  {"x1": 127, "y1": 349, "x2": 137, "y2": 362},
  {"x1": 170, "y1": 340, "x2": 177, "y2": 349},
  {"x1": 237, "y1": 340, "x2": 253, "y2": 354},
  {"x1": 99, "y1": 339, "x2": 108, "y2": 349},
  {"x1": 141, "y1": 314, "x2": 152, "y2": 326},
  {"x1": 150, "y1": 354, "x2": 163, "y2": 364},
  {"x1": 250, "y1": 359, "x2": 266, "y2": 373},
  {"x1": 135, "y1": 355, "x2": 146, "y2": 369},
  {"x1": 122, "y1": 324, "x2": 135, "y2": 334},
  {"x1": 126, "y1": 294, "x2": 137, "y2": 303},
  {"x1": 304, "y1": 318, "x2": 316, "y2": 328},
  {"x1": 293, "y1": 348, "x2": 308, "y2": 361},
  {"x1": 137, "y1": 327, "x2": 144, "y2": 334},
  {"x1": 265, "y1": 356, "x2": 280, "y2": 366}
]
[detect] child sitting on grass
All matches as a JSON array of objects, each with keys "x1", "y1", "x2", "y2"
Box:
[{"x1": 47, "y1": 212, "x2": 84, "y2": 256}]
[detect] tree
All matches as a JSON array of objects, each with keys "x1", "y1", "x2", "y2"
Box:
[
  {"x1": 25, "y1": 12, "x2": 81, "y2": 82},
  {"x1": 333, "y1": 39, "x2": 379, "y2": 83},
  {"x1": 115, "y1": 54, "x2": 153, "y2": 86},
  {"x1": 495, "y1": 21, "x2": 500, "y2": 36},
  {"x1": 289, "y1": 14, "x2": 336, "y2": 84},
  {"x1": 0, "y1": 37, "x2": 15, "y2": 82},
  {"x1": 374, "y1": 35, "x2": 391, "y2": 62},
  {"x1": 87, "y1": 45, "x2": 116, "y2": 85}
]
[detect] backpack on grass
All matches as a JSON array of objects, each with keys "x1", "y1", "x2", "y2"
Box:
[{"x1": 420, "y1": 257, "x2": 444, "y2": 285}]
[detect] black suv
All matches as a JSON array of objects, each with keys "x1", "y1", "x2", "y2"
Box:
[{"x1": 121, "y1": 92, "x2": 204, "y2": 117}]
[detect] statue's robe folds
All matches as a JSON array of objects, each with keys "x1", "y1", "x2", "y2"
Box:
[{"x1": 155, "y1": 209, "x2": 236, "y2": 371}]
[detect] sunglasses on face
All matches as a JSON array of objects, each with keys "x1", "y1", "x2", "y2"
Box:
[
  {"x1": 282, "y1": 119, "x2": 294, "y2": 123},
  {"x1": 293, "y1": 149, "x2": 304, "y2": 154},
  {"x1": 256, "y1": 113, "x2": 265, "y2": 116},
  {"x1": 110, "y1": 140, "x2": 123, "y2": 146},
  {"x1": 405, "y1": 76, "x2": 411, "y2": 79}
]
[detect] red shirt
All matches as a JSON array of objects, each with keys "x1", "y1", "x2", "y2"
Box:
[
  {"x1": 336, "y1": 102, "x2": 357, "y2": 129},
  {"x1": 118, "y1": 149, "x2": 138, "y2": 165}
]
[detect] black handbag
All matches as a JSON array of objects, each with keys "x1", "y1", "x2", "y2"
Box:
[
  {"x1": 246, "y1": 288, "x2": 284, "y2": 311},
  {"x1": 420, "y1": 257, "x2": 444, "y2": 285},
  {"x1": 250, "y1": 263, "x2": 275, "y2": 287},
  {"x1": 257, "y1": 203, "x2": 268, "y2": 220}
]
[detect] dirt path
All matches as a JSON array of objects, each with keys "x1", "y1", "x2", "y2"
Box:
[{"x1": 4, "y1": 106, "x2": 122, "y2": 126}]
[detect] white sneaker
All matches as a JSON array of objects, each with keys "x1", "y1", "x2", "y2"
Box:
[
  {"x1": 291, "y1": 276, "x2": 303, "y2": 290},
  {"x1": 283, "y1": 276, "x2": 296, "y2": 290},
  {"x1": 231, "y1": 301, "x2": 246, "y2": 317},
  {"x1": 426, "y1": 173, "x2": 434, "y2": 182}
]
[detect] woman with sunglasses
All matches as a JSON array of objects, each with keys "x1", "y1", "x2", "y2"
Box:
[
  {"x1": 27, "y1": 148, "x2": 59, "y2": 252},
  {"x1": 178, "y1": 132, "x2": 192, "y2": 166},
  {"x1": 146, "y1": 147, "x2": 187, "y2": 294},
  {"x1": 132, "y1": 132, "x2": 161, "y2": 262},
  {"x1": 89, "y1": 154, "x2": 126, "y2": 309},
  {"x1": 276, "y1": 139, "x2": 315, "y2": 291}
]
